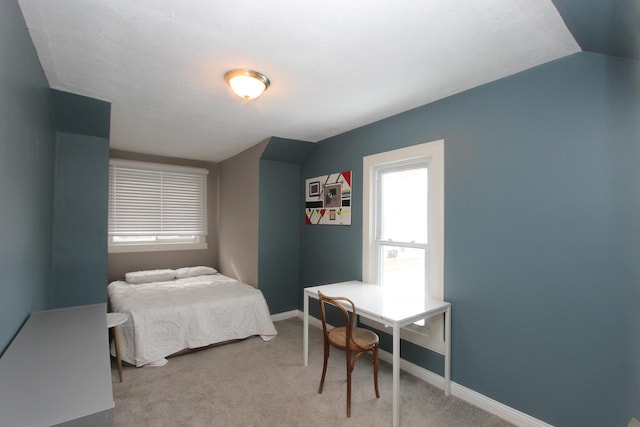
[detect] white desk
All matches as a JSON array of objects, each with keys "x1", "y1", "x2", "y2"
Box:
[
  {"x1": 0, "y1": 304, "x2": 114, "y2": 427},
  {"x1": 303, "y1": 281, "x2": 451, "y2": 427}
]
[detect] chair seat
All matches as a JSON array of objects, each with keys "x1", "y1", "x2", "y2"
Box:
[{"x1": 328, "y1": 326, "x2": 379, "y2": 351}]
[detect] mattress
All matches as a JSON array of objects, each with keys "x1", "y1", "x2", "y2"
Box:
[{"x1": 107, "y1": 273, "x2": 277, "y2": 367}]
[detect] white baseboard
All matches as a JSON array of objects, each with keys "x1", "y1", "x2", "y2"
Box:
[
  {"x1": 271, "y1": 310, "x2": 299, "y2": 322},
  {"x1": 377, "y1": 349, "x2": 552, "y2": 427},
  {"x1": 451, "y1": 382, "x2": 553, "y2": 427},
  {"x1": 279, "y1": 309, "x2": 552, "y2": 427}
]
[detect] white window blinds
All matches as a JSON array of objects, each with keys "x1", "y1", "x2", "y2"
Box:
[{"x1": 108, "y1": 159, "x2": 208, "y2": 238}]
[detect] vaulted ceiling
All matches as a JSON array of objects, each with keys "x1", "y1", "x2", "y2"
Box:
[{"x1": 18, "y1": 0, "x2": 639, "y2": 162}]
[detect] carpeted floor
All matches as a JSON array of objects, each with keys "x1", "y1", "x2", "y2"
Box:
[{"x1": 111, "y1": 318, "x2": 514, "y2": 427}]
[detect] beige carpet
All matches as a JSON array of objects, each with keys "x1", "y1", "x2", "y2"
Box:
[{"x1": 111, "y1": 318, "x2": 514, "y2": 427}]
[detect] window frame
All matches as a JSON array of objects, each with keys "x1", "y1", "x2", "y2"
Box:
[
  {"x1": 108, "y1": 159, "x2": 208, "y2": 253},
  {"x1": 362, "y1": 140, "x2": 444, "y2": 352}
]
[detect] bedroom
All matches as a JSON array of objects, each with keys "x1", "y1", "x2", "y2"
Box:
[{"x1": 1, "y1": 0, "x2": 639, "y2": 426}]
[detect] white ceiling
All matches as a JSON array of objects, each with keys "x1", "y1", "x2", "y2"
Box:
[{"x1": 18, "y1": 0, "x2": 579, "y2": 162}]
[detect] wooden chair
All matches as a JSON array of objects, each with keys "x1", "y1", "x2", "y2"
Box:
[{"x1": 317, "y1": 291, "x2": 380, "y2": 417}]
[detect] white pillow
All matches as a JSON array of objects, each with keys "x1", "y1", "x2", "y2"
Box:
[
  {"x1": 125, "y1": 269, "x2": 177, "y2": 284},
  {"x1": 175, "y1": 266, "x2": 217, "y2": 279}
]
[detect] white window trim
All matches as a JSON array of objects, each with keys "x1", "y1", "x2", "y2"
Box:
[
  {"x1": 108, "y1": 159, "x2": 208, "y2": 254},
  {"x1": 362, "y1": 139, "x2": 445, "y2": 353}
]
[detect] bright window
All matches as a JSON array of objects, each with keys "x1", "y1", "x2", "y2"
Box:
[
  {"x1": 108, "y1": 159, "x2": 208, "y2": 253},
  {"x1": 363, "y1": 140, "x2": 444, "y2": 352},
  {"x1": 376, "y1": 162, "x2": 429, "y2": 303}
]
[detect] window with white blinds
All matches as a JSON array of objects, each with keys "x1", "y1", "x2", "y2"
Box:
[{"x1": 108, "y1": 159, "x2": 208, "y2": 253}]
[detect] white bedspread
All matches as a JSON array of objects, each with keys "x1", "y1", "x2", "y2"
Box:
[{"x1": 107, "y1": 274, "x2": 277, "y2": 367}]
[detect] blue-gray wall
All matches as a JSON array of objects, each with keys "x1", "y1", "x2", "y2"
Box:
[
  {"x1": 258, "y1": 160, "x2": 301, "y2": 313},
  {"x1": 300, "y1": 52, "x2": 640, "y2": 426},
  {"x1": 50, "y1": 132, "x2": 109, "y2": 308},
  {"x1": 52, "y1": 89, "x2": 111, "y2": 139},
  {"x1": 0, "y1": 0, "x2": 56, "y2": 354},
  {"x1": 258, "y1": 137, "x2": 314, "y2": 313},
  {"x1": 49, "y1": 91, "x2": 111, "y2": 308}
]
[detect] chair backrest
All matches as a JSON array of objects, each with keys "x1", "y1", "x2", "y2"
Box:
[{"x1": 317, "y1": 291, "x2": 358, "y2": 344}]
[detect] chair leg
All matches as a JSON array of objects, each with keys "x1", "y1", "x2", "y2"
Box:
[
  {"x1": 346, "y1": 357, "x2": 352, "y2": 417},
  {"x1": 318, "y1": 339, "x2": 330, "y2": 394},
  {"x1": 373, "y1": 346, "x2": 380, "y2": 398}
]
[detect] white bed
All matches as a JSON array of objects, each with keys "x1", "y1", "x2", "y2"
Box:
[{"x1": 107, "y1": 270, "x2": 277, "y2": 367}]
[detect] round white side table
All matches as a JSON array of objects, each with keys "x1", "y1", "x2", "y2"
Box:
[{"x1": 107, "y1": 312, "x2": 128, "y2": 382}]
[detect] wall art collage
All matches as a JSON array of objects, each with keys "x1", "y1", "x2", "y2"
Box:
[{"x1": 305, "y1": 171, "x2": 351, "y2": 225}]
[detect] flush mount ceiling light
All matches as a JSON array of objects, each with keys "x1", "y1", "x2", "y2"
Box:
[{"x1": 224, "y1": 69, "x2": 270, "y2": 101}]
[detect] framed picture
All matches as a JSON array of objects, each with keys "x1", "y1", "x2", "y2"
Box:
[
  {"x1": 308, "y1": 181, "x2": 320, "y2": 197},
  {"x1": 324, "y1": 183, "x2": 342, "y2": 208}
]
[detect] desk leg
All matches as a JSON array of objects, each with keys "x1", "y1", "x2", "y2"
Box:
[
  {"x1": 303, "y1": 293, "x2": 309, "y2": 367},
  {"x1": 444, "y1": 305, "x2": 451, "y2": 396},
  {"x1": 392, "y1": 323, "x2": 400, "y2": 427}
]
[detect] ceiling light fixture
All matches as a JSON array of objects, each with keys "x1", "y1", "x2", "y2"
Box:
[{"x1": 224, "y1": 69, "x2": 270, "y2": 101}]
